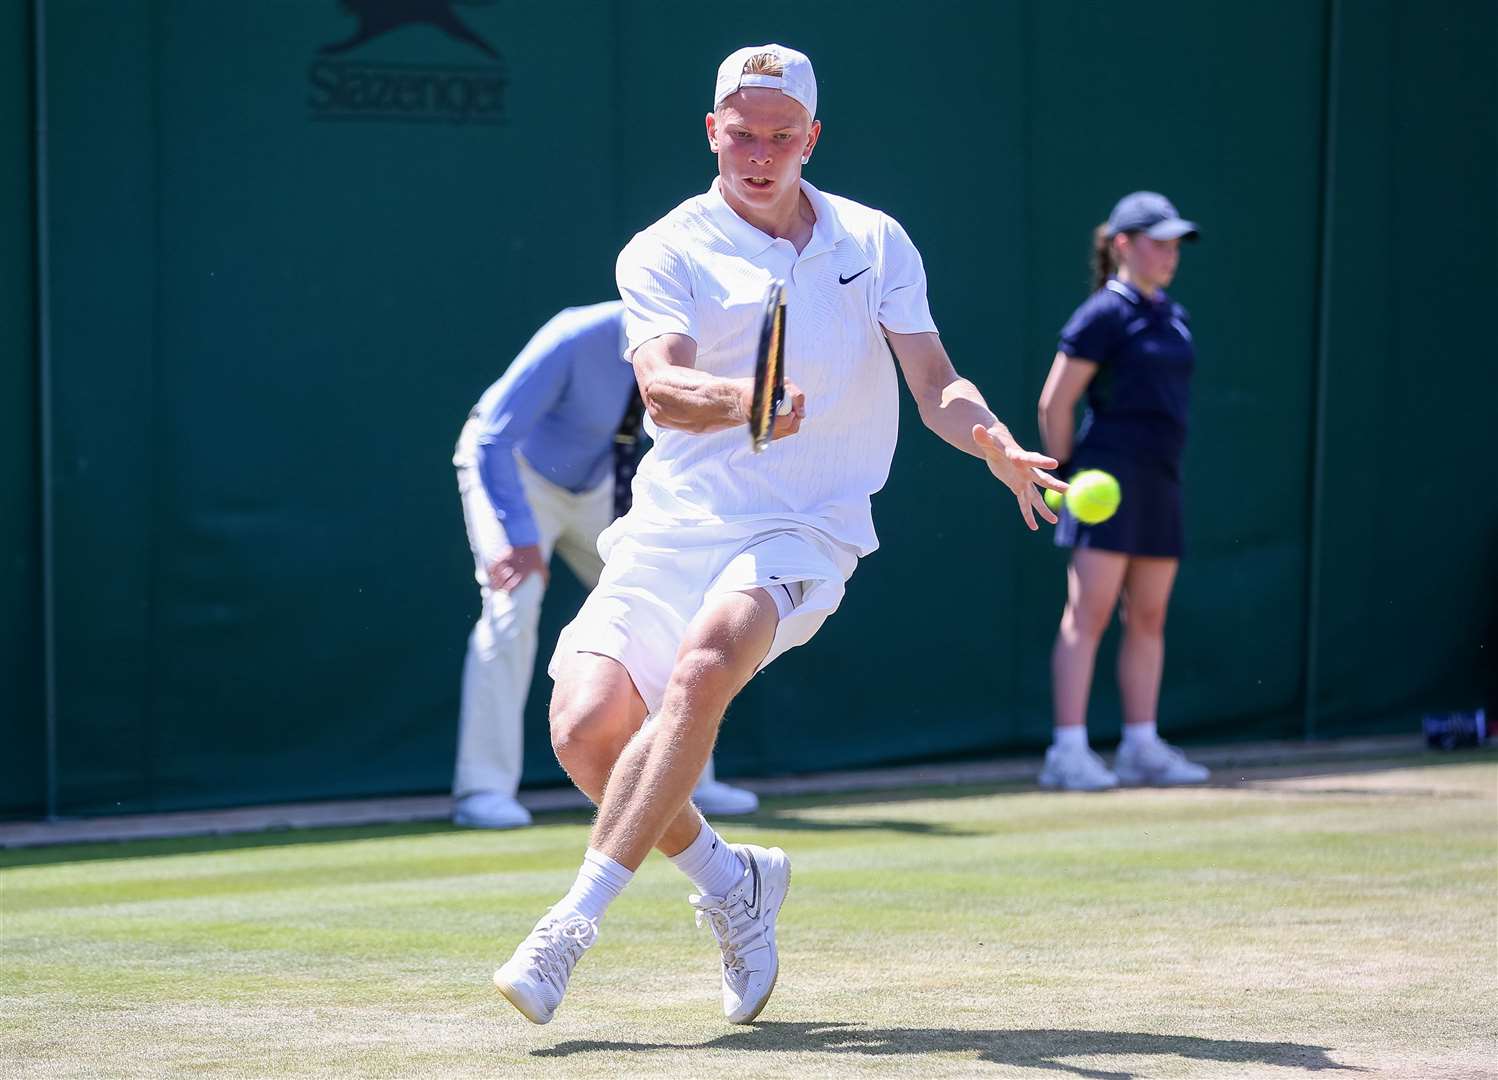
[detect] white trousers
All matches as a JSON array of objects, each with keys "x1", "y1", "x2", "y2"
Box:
[{"x1": 453, "y1": 420, "x2": 613, "y2": 798}]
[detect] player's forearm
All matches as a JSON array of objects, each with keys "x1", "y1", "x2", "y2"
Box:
[
  {"x1": 641, "y1": 368, "x2": 752, "y2": 434},
  {"x1": 919, "y1": 378, "x2": 1000, "y2": 459}
]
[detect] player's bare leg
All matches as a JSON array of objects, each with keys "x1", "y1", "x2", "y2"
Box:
[
  {"x1": 577, "y1": 587, "x2": 791, "y2": 1022},
  {"x1": 1116, "y1": 557, "x2": 1177, "y2": 730},
  {"x1": 1041, "y1": 548, "x2": 1128, "y2": 791},
  {"x1": 496, "y1": 588, "x2": 787, "y2": 1024},
  {"x1": 1113, "y1": 557, "x2": 1206, "y2": 785},
  {"x1": 495, "y1": 652, "x2": 700, "y2": 1024},
  {"x1": 549, "y1": 652, "x2": 703, "y2": 856},
  {"x1": 588, "y1": 587, "x2": 779, "y2": 866}
]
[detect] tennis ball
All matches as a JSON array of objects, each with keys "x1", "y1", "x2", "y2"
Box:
[
  {"x1": 1044, "y1": 488, "x2": 1063, "y2": 513},
  {"x1": 1066, "y1": 469, "x2": 1121, "y2": 525}
]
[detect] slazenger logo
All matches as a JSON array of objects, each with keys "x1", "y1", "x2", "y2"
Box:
[{"x1": 307, "y1": 0, "x2": 509, "y2": 126}]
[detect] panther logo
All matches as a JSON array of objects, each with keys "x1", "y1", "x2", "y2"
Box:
[{"x1": 320, "y1": 0, "x2": 499, "y2": 60}]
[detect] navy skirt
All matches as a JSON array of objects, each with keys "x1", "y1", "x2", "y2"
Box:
[{"x1": 1054, "y1": 452, "x2": 1184, "y2": 559}]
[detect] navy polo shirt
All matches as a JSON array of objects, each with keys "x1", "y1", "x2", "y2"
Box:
[{"x1": 1058, "y1": 278, "x2": 1195, "y2": 473}]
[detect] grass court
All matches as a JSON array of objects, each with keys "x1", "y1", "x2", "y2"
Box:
[{"x1": 4, "y1": 752, "x2": 1495, "y2": 1079}]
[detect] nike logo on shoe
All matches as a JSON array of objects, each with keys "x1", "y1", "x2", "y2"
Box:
[
  {"x1": 839, "y1": 268, "x2": 870, "y2": 285},
  {"x1": 744, "y1": 852, "x2": 762, "y2": 917}
]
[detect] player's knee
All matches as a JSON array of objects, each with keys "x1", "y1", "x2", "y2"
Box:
[
  {"x1": 548, "y1": 698, "x2": 617, "y2": 771},
  {"x1": 548, "y1": 669, "x2": 631, "y2": 768},
  {"x1": 664, "y1": 643, "x2": 744, "y2": 713},
  {"x1": 1063, "y1": 601, "x2": 1112, "y2": 641},
  {"x1": 1121, "y1": 600, "x2": 1168, "y2": 637}
]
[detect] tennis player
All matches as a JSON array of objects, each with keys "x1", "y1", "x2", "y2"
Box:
[
  {"x1": 452, "y1": 301, "x2": 758, "y2": 829},
  {"x1": 1036, "y1": 192, "x2": 1210, "y2": 791},
  {"x1": 492, "y1": 44, "x2": 1064, "y2": 1027}
]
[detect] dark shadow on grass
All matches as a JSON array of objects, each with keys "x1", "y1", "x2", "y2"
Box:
[
  {"x1": 0, "y1": 820, "x2": 461, "y2": 869},
  {"x1": 0, "y1": 803, "x2": 972, "y2": 869},
  {"x1": 733, "y1": 809, "x2": 978, "y2": 837},
  {"x1": 533, "y1": 1022, "x2": 1366, "y2": 1078},
  {"x1": 6, "y1": 747, "x2": 1488, "y2": 868},
  {"x1": 742, "y1": 747, "x2": 1497, "y2": 819}
]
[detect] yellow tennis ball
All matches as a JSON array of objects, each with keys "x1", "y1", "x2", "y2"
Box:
[
  {"x1": 1066, "y1": 469, "x2": 1121, "y2": 525},
  {"x1": 1044, "y1": 488, "x2": 1063, "y2": 513}
]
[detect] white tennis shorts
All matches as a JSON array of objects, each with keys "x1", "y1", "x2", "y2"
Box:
[{"x1": 548, "y1": 519, "x2": 859, "y2": 713}]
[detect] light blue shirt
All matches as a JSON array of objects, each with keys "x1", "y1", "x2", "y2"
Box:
[{"x1": 472, "y1": 301, "x2": 636, "y2": 548}]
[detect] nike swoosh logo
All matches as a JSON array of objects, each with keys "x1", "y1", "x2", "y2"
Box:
[
  {"x1": 745, "y1": 853, "x2": 762, "y2": 918},
  {"x1": 839, "y1": 268, "x2": 870, "y2": 285}
]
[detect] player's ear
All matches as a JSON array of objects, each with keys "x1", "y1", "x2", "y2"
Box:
[
  {"x1": 802, "y1": 118, "x2": 822, "y2": 160},
  {"x1": 705, "y1": 111, "x2": 721, "y2": 153}
]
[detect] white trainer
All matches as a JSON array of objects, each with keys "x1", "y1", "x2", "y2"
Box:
[
  {"x1": 689, "y1": 843, "x2": 790, "y2": 1024},
  {"x1": 454, "y1": 791, "x2": 532, "y2": 830},
  {"x1": 492, "y1": 911, "x2": 598, "y2": 1024},
  {"x1": 1114, "y1": 739, "x2": 1210, "y2": 786},
  {"x1": 1037, "y1": 744, "x2": 1119, "y2": 792},
  {"x1": 692, "y1": 778, "x2": 760, "y2": 816}
]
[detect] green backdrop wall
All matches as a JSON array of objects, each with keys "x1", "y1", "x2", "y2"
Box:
[
  {"x1": 3, "y1": 2, "x2": 43, "y2": 818},
  {"x1": 4, "y1": 0, "x2": 1494, "y2": 818}
]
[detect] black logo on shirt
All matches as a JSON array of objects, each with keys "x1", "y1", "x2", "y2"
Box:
[{"x1": 839, "y1": 268, "x2": 871, "y2": 285}]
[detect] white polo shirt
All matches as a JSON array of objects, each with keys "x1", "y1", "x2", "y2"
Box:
[{"x1": 614, "y1": 179, "x2": 937, "y2": 557}]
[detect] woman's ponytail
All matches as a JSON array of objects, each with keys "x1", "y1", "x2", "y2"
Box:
[{"x1": 1090, "y1": 223, "x2": 1116, "y2": 293}]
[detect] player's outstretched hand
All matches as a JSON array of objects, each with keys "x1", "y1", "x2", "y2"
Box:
[
  {"x1": 488, "y1": 544, "x2": 549, "y2": 594},
  {"x1": 769, "y1": 381, "x2": 808, "y2": 442},
  {"x1": 971, "y1": 424, "x2": 1067, "y2": 531}
]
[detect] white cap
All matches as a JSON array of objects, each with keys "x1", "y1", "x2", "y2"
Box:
[{"x1": 713, "y1": 44, "x2": 817, "y2": 120}]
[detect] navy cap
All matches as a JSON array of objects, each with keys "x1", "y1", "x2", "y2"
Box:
[{"x1": 1106, "y1": 191, "x2": 1199, "y2": 240}]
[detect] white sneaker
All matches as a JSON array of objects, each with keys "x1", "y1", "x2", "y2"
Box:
[
  {"x1": 492, "y1": 911, "x2": 597, "y2": 1024},
  {"x1": 689, "y1": 843, "x2": 790, "y2": 1024},
  {"x1": 692, "y1": 778, "x2": 760, "y2": 816},
  {"x1": 1037, "y1": 744, "x2": 1119, "y2": 791},
  {"x1": 1114, "y1": 739, "x2": 1210, "y2": 786},
  {"x1": 454, "y1": 791, "x2": 532, "y2": 829}
]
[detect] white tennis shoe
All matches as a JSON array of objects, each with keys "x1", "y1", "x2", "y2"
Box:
[
  {"x1": 1114, "y1": 739, "x2": 1210, "y2": 786},
  {"x1": 692, "y1": 778, "x2": 760, "y2": 816},
  {"x1": 492, "y1": 911, "x2": 598, "y2": 1024},
  {"x1": 1037, "y1": 744, "x2": 1119, "y2": 791},
  {"x1": 453, "y1": 791, "x2": 532, "y2": 830},
  {"x1": 689, "y1": 843, "x2": 790, "y2": 1024}
]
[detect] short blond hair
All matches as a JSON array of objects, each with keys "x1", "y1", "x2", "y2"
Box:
[
  {"x1": 715, "y1": 52, "x2": 786, "y2": 112},
  {"x1": 740, "y1": 52, "x2": 783, "y2": 77}
]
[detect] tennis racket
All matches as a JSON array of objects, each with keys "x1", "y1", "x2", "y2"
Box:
[{"x1": 749, "y1": 280, "x2": 787, "y2": 453}]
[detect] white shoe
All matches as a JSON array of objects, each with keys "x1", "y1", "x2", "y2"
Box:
[
  {"x1": 1037, "y1": 744, "x2": 1119, "y2": 791},
  {"x1": 689, "y1": 843, "x2": 790, "y2": 1024},
  {"x1": 453, "y1": 792, "x2": 532, "y2": 830},
  {"x1": 692, "y1": 778, "x2": 760, "y2": 816},
  {"x1": 1114, "y1": 738, "x2": 1210, "y2": 786},
  {"x1": 492, "y1": 911, "x2": 598, "y2": 1024}
]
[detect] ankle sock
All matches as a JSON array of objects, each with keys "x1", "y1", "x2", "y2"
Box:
[
  {"x1": 554, "y1": 847, "x2": 634, "y2": 925},
  {"x1": 1053, "y1": 725, "x2": 1089, "y2": 751},
  {"x1": 667, "y1": 821, "x2": 747, "y2": 898},
  {"x1": 1123, "y1": 720, "x2": 1159, "y2": 746}
]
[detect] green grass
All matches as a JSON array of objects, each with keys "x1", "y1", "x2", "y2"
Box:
[{"x1": 3, "y1": 755, "x2": 1496, "y2": 1079}]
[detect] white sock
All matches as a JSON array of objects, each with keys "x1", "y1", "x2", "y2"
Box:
[
  {"x1": 554, "y1": 848, "x2": 634, "y2": 925},
  {"x1": 667, "y1": 821, "x2": 747, "y2": 898},
  {"x1": 1053, "y1": 725, "x2": 1088, "y2": 751},
  {"x1": 1123, "y1": 720, "x2": 1159, "y2": 745}
]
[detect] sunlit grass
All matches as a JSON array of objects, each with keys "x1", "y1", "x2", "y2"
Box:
[{"x1": 3, "y1": 755, "x2": 1494, "y2": 1078}]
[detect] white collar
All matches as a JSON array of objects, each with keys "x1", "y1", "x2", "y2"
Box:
[{"x1": 705, "y1": 178, "x2": 848, "y2": 259}]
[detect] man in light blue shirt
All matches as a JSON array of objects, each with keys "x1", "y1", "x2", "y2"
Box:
[{"x1": 452, "y1": 301, "x2": 758, "y2": 828}]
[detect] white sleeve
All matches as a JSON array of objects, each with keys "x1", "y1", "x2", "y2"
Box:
[
  {"x1": 876, "y1": 214, "x2": 939, "y2": 335},
  {"x1": 615, "y1": 232, "x2": 698, "y2": 360}
]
